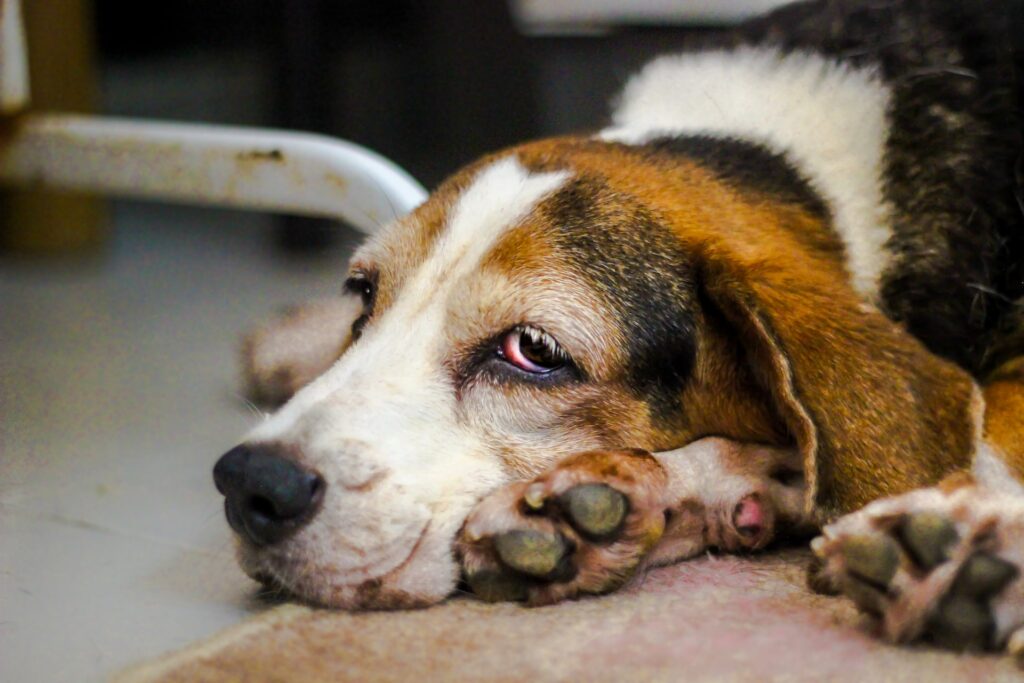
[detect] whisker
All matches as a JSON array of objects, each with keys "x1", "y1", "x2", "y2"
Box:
[{"x1": 230, "y1": 392, "x2": 270, "y2": 422}]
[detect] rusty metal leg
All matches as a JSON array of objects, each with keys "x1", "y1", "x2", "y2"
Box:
[
  {"x1": 0, "y1": 114, "x2": 427, "y2": 234},
  {"x1": 0, "y1": 0, "x2": 424, "y2": 232}
]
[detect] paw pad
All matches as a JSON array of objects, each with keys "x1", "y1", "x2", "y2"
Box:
[
  {"x1": 494, "y1": 530, "x2": 571, "y2": 578},
  {"x1": 923, "y1": 549, "x2": 1018, "y2": 651},
  {"x1": 465, "y1": 567, "x2": 529, "y2": 603},
  {"x1": 840, "y1": 534, "x2": 900, "y2": 588},
  {"x1": 559, "y1": 484, "x2": 628, "y2": 539},
  {"x1": 925, "y1": 594, "x2": 991, "y2": 650},
  {"x1": 459, "y1": 449, "x2": 669, "y2": 604},
  {"x1": 951, "y1": 553, "x2": 1019, "y2": 598},
  {"x1": 818, "y1": 496, "x2": 1024, "y2": 653},
  {"x1": 898, "y1": 512, "x2": 958, "y2": 570}
]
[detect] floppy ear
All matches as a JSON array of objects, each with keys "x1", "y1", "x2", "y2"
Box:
[{"x1": 700, "y1": 251, "x2": 979, "y2": 518}]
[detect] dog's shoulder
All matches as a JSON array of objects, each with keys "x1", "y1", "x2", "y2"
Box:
[
  {"x1": 607, "y1": 0, "x2": 1024, "y2": 376},
  {"x1": 605, "y1": 45, "x2": 891, "y2": 303}
]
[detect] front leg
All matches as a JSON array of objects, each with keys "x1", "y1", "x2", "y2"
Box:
[
  {"x1": 647, "y1": 437, "x2": 811, "y2": 567},
  {"x1": 458, "y1": 438, "x2": 809, "y2": 605},
  {"x1": 241, "y1": 297, "x2": 361, "y2": 406},
  {"x1": 811, "y1": 482, "x2": 1024, "y2": 654}
]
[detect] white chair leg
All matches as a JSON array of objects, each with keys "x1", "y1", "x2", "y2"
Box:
[{"x1": 0, "y1": 114, "x2": 427, "y2": 233}]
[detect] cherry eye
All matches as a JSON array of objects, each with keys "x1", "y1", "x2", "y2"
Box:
[{"x1": 498, "y1": 326, "x2": 567, "y2": 374}]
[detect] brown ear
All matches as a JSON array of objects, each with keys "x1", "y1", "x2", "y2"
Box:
[{"x1": 701, "y1": 253, "x2": 979, "y2": 518}]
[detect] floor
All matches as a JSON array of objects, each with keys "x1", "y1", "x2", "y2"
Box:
[{"x1": 0, "y1": 203, "x2": 361, "y2": 682}]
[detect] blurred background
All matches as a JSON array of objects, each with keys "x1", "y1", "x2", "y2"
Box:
[
  {"x1": 1, "y1": 0, "x2": 794, "y2": 255},
  {"x1": 0, "y1": 2, "x2": 795, "y2": 681}
]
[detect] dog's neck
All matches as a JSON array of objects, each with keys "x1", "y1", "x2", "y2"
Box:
[{"x1": 600, "y1": 46, "x2": 892, "y2": 303}]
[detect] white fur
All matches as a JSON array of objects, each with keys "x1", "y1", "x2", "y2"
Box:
[
  {"x1": 969, "y1": 385, "x2": 1024, "y2": 496},
  {"x1": 601, "y1": 46, "x2": 893, "y2": 300},
  {"x1": 973, "y1": 443, "x2": 1024, "y2": 497},
  {"x1": 243, "y1": 157, "x2": 571, "y2": 605}
]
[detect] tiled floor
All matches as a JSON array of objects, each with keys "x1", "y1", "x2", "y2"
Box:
[{"x1": 0, "y1": 204, "x2": 360, "y2": 681}]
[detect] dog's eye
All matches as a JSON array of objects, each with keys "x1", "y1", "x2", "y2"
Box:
[
  {"x1": 344, "y1": 273, "x2": 376, "y2": 341},
  {"x1": 343, "y1": 275, "x2": 375, "y2": 307},
  {"x1": 498, "y1": 326, "x2": 568, "y2": 374}
]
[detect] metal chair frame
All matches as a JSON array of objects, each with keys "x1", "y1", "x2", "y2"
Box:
[{"x1": 0, "y1": 0, "x2": 427, "y2": 235}]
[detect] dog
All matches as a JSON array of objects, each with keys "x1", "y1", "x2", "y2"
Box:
[{"x1": 213, "y1": 0, "x2": 1024, "y2": 657}]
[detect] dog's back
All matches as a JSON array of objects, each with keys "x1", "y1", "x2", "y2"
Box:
[
  {"x1": 753, "y1": 0, "x2": 1024, "y2": 375},
  {"x1": 633, "y1": 0, "x2": 1024, "y2": 376}
]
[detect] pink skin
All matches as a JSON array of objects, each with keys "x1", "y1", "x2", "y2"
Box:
[
  {"x1": 499, "y1": 329, "x2": 555, "y2": 374},
  {"x1": 734, "y1": 495, "x2": 766, "y2": 536}
]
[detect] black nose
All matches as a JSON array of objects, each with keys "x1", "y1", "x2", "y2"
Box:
[{"x1": 213, "y1": 444, "x2": 324, "y2": 546}]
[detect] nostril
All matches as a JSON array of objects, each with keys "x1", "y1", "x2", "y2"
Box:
[
  {"x1": 308, "y1": 472, "x2": 325, "y2": 503},
  {"x1": 244, "y1": 479, "x2": 321, "y2": 521},
  {"x1": 248, "y1": 495, "x2": 279, "y2": 520},
  {"x1": 213, "y1": 443, "x2": 325, "y2": 546}
]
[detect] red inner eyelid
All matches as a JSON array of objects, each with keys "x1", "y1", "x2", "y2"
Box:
[{"x1": 501, "y1": 330, "x2": 549, "y2": 373}]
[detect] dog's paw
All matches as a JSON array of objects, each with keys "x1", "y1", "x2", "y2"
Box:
[
  {"x1": 650, "y1": 438, "x2": 809, "y2": 565},
  {"x1": 812, "y1": 483, "x2": 1024, "y2": 654},
  {"x1": 458, "y1": 449, "x2": 668, "y2": 605},
  {"x1": 241, "y1": 297, "x2": 360, "y2": 406}
]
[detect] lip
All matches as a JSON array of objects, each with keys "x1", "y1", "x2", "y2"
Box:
[{"x1": 249, "y1": 519, "x2": 433, "y2": 604}]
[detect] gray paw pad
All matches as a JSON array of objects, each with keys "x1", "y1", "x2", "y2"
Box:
[
  {"x1": 922, "y1": 552, "x2": 1019, "y2": 651},
  {"x1": 841, "y1": 534, "x2": 900, "y2": 589},
  {"x1": 466, "y1": 568, "x2": 529, "y2": 603},
  {"x1": 560, "y1": 484, "x2": 628, "y2": 539},
  {"x1": 898, "y1": 512, "x2": 958, "y2": 570},
  {"x1": 830, "y1": 505, "x2": 1022, "y2": 653},
  {"x1": 494, "y1": 530, "x2": 570, "y2": 578},
  {"x1": 926, "y1": 594, "x2": 993, "y2": 651},
  {"x1": 951, "y1": 552, "x2": 1019, "y2": 599}
]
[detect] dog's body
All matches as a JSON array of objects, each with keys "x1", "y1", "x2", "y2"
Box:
[{"x1": 216, "y1": 0, "x2": 1024, "y2": 658}]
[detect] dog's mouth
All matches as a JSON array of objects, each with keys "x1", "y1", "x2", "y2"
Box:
[{"x1": 239, "y1": 519, "x2": 437, "y2": 609}]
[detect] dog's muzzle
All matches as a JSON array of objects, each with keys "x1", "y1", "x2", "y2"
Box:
[{"x1": 213, "y1": 444, "x2": 324, "y2": 546}]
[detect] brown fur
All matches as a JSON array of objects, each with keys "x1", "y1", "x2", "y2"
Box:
[
  {"x1": 511, "y1": 138, "x2": 978, "y2": 517},
  {"x1": 983, "y1": 357, "x2": 1024, "y2": 479},
  {"x1": 245, "y1": 136, "x2": 984, "y2": 522}
]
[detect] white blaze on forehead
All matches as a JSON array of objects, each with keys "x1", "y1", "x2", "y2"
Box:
[
  {"x1": 359, "y1": 154, "x2": 572, "y2": 370},
  {"x1": 362, "y1": 154, "x2": 572, "y2": 351},
  {"x1": 250, "y1": 156, "x2": 571, "y2": 443},
  {"x1": 418, "y1": 156, "x2": 570, "y2": 289}
]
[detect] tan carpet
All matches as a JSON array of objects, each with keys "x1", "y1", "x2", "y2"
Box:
[{"x1": 117, "y1": 551, "x2": 1024, "y2": 682}]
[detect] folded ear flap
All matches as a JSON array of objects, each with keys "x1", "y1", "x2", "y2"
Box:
[{"x1": 701, "y1": 255, "x2": 979, "y2": 518}]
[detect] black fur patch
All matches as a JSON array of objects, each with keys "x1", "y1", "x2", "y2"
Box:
[
  {"x1": 638, "y1": 135, "x2": 829, "y2": 221},
  {"x1": 718, "y1": 0, "x2": 1024, "y2": 375},
  {"x1": 539, "y1": 176, "x2": 697, "y2": 422}
]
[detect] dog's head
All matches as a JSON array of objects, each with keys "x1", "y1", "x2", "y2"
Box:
[{"x1": 214, "y1": 137, "x2": 976, "y2": 608}]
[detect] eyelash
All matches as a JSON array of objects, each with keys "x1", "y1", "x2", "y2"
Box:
[
  {"x1": 498, "y1": 325, "x2": 568, "y2": 371},
  {"x1": 472, "y1": 324, "x2": 581, "y2": 387}
]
